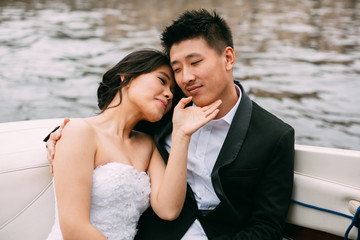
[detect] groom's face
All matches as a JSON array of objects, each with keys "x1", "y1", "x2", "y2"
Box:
[{"x1": 169, "y1": 37, "x2": 230, "y2": 108}]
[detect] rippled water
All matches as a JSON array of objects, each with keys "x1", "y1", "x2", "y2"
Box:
[{"x1": 0, "y1": 0, "x2": 359, "y2": 150}]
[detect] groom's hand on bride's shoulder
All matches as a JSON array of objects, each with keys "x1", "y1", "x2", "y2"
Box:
[{"x1": 46, "y1": 118, "x2": 70, "y2": 173}]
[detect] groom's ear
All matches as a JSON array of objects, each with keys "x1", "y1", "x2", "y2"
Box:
[{"x1": 224, "y1": 47, "x2": 235, "y2": 71}]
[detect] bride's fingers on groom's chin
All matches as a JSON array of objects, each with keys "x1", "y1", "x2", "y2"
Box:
[
  {"x1": 177, "y1": 97, "x2": 191, "y2": 108},
  {"x1": 201, "y1": 105, "x2": 210, "y2": 112},
  {"x1": 214, "y1": 99, "x2": 222, "y2": 107},
  {"x1": 205, "y1": 109, "x2": 220, "y2": 118},
  {"x1": 207, "y1": 101, "x2": 221, "y2": 113},
  {"x1": 183, "y1": 96, "x2": 192, "y2": 104},
  {"x1": 205, "y1": 99, "x2": 221, "y2": 109}
]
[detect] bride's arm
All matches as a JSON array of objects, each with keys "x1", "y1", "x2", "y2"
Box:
[
  {"x1": 147, "y1": 97, "x2": 221, "y2": 220},
  {"x1": 53, "y1": 119, "x2": 106, "y2": 240}
]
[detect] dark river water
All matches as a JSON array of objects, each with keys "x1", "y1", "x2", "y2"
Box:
[{"x1": 0, "y1": 0, "x2": 359, "y2": 151}]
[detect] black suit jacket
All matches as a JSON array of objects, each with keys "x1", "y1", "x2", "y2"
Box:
[{"x1": 135, "y1": 81, "x2": 295, "y2": 240}]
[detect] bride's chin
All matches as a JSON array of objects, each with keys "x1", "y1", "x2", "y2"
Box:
[{"x1": 145, "y1": 114, "x2": 163, "y2": 123}]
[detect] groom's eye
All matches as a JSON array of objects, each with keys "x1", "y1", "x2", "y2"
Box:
[{"x1": 191, "y1": 60, "x2": 202, "y2": 65}]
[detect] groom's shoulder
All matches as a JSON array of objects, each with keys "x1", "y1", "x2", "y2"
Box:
[{"x1": 251, "y1": 101, "x2": 293, "y2": 131}]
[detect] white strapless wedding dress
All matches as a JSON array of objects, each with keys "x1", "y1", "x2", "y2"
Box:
[{"x1": 46, "y1": 162, "x2": 151, "y2": 240}]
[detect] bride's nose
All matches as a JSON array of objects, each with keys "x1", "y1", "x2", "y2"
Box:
[{"x1": 164, "y1": 87, "x2": 173, "y2": 100}]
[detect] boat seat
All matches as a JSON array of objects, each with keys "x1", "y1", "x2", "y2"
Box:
[
  {"x1": 0, "y1": 119, "x2": 62, "y2": 240},
  {"x1": 286, "y1": 145, "x2": 360, "y2": 239}
]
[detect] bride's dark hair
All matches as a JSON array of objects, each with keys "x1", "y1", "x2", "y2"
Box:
[{"x1": 97, "y1": 49, "x2": 173, "y2": 112}]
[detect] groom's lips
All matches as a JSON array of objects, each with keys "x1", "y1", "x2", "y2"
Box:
[{"x1": 186, "y1": 85, "x2": 202, "y2": 95}]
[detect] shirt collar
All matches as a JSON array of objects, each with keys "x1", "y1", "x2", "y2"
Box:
[{"x1": 218, "y1": 84, "x2": 241, "y2": 125}]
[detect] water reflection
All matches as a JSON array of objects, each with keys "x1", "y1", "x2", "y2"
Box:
[{"x1": 0, "y1": 0, "x2": 359, "y2": 150}]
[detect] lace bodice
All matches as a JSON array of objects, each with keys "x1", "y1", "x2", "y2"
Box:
[{"x1": 47, "y1": 162, "x2": 151, "y2": 240}]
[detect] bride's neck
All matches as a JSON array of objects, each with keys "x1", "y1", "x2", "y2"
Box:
[{"x1": 93, "y1": 104, "x2": 140, "y2": 139}]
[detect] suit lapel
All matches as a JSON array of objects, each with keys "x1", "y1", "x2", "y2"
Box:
[{"x1": 211, "y1": 82, "x2": 253, "y2": 200}]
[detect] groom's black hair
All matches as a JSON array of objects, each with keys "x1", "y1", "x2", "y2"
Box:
[{"x1": 161, "y1": 9, "x2": 234, "y2": 55}]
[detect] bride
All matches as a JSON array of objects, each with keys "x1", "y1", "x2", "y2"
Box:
[{"x1": 46, "y1": 49, "x2": 221, "y2": 240}]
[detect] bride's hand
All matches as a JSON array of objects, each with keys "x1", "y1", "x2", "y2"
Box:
[
  {"x1": 46, "y1": 118, "x2": 70, "y2": 173},
  {"x1": 172, "y1": 97, "x2": 222, "y2": 136}
]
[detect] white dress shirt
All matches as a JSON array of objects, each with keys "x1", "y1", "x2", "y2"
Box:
[{"x1": 164, "y1": 85, "x2": 241, "y2": 239}]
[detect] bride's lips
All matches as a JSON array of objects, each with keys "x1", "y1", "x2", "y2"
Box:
[{"x1": 157, "y1": 99, "x2": 167, "y2": 111}]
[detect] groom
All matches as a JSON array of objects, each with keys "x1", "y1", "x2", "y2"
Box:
[
  {"x1": 134, "y1": 9, "x2": 294, "y2": 240},
  {"x1": 47, "y1": 9, "x2": 294, "y2": 240}
]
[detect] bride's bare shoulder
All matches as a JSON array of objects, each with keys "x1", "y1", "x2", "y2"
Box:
[{"x1": 60, "y1": 118, "x2": 96, "y2": 139}]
